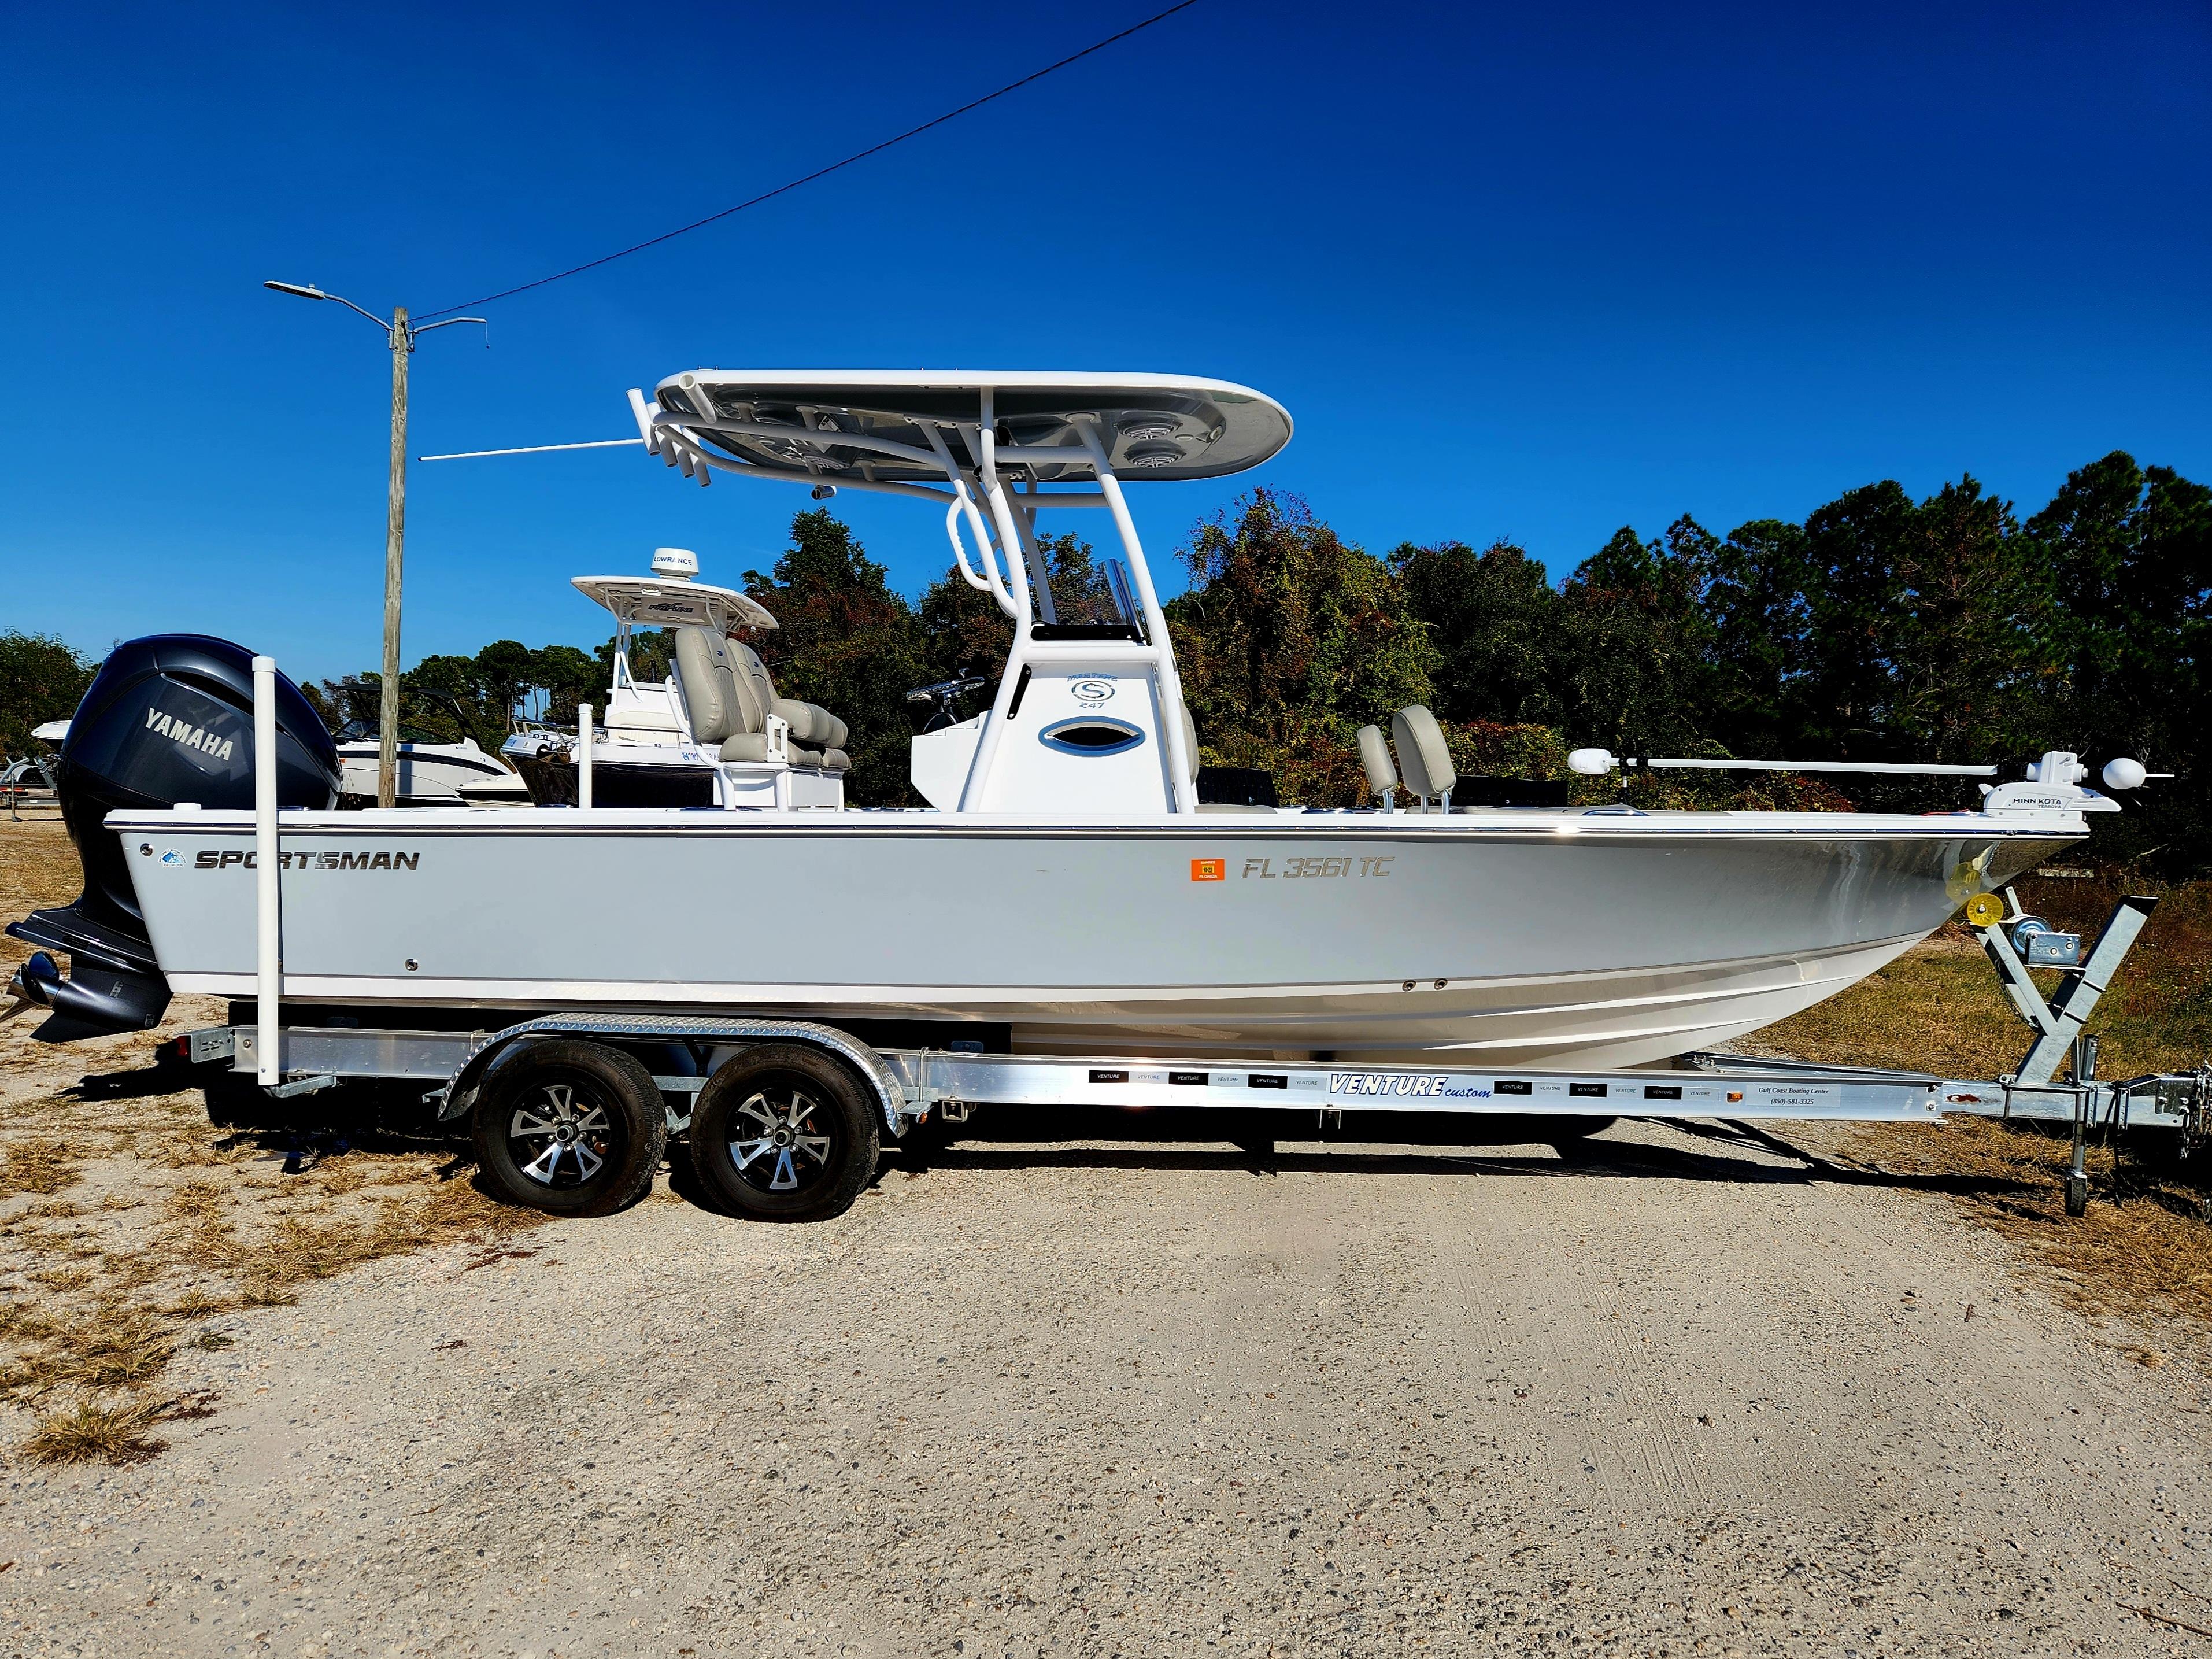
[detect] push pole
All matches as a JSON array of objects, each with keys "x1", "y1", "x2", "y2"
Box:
[
  {"x1": 253, "y1": 656, "x2": 281, "y2": 1086},
  {"x1": 378, "y1": 308, "x2": 411, "y2": 810}
]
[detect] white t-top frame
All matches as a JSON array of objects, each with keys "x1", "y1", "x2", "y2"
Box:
[{"x1": 625, "y1": 371, "x2": 1294, "y2": 816}]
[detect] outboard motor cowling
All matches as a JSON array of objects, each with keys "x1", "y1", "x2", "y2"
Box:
[{"x1": 4, "y1": 635, "x2": 339, "y2": 1043}]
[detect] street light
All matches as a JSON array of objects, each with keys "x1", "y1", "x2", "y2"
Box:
[{"x1": 262, "y1": 280, "x2": 484, "y2": 808}]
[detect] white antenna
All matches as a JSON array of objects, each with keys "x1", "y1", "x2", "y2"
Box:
[{"x1": 418, "y1": 438, "x2": 643, "y2": 462}]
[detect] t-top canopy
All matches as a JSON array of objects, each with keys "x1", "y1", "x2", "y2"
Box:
[
  {"x1": 571, "y1": 575, "x2": 778, "y2": 632},
  {"x1": 648, "y1": 370, "x2": 1292, "y2": 486}
]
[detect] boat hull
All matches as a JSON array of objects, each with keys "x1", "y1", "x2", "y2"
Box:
[
  {"x1": 335, "y1": 745, "x2": 519, "y2": 808},
  {"x1": 113, "y1": 808, "x2": 2077, "y2": 1070}
]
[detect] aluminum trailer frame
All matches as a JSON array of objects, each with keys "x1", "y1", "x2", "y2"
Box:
[
  {"x1": 183, "y1": 1016, "x2": 2205, "y2": 1141},
  {"x1": 173, "y1": 1012, "x2": 2210, "y2": 1224}
]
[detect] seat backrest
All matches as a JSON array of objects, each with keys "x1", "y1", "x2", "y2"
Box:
[
  {"x1": 674, "y1": 627, "x2": 735, "y2": 744},
  {"x1": 731, "y1": 641, "x2": 779, "y2": 730},
  {"x1": 1357, "y1": 725, "x2": 1399, "y2": 800},
  {"x1": 1391, "y1": 705, "x2": 1457, "y2": 806}
]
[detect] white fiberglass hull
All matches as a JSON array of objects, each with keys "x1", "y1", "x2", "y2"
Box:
[
  {"x1": 336, "y1": 744, "x2": 521, "y2": 807},
  {"x1": 113, "y1": 807, "x2": 2079, "y2": 1070}
]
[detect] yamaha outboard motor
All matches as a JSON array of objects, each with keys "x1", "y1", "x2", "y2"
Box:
[{"x1": 4, "y1": 635, "x2": 339, "y2": 1042}]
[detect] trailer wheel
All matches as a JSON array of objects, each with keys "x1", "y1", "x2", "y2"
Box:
[
  {"x1": 688, "y1": 1044, "x2": 879, "y2": 1222},
  {"x1": 472, "y1": 1040, "x2": 666, "y2": 1217}
]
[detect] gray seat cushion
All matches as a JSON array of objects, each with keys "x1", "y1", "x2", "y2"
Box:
[
  {"x1": 1392, "y1": 705, "x2": 1456, "y2": 803},
  {"x1": 773, "y1": 696, "x2": 848, "y2": 751},
  {"x1": 720, "y1": 732, "x2": 839, "y2": 771},
  {"x1": 1357, "y1": 724, "x2": 1399, "y2": 798},
  {"x1": 674, "y1": 627, "x2": 737, "y2": 745}
]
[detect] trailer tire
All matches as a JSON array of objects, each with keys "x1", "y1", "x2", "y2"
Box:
[
  {"x1": 472, "y1": 1040, "x2": 666, "y2": 1217},
  {"x1": 688, "y1": 1044, "x2": 879, "y2": 1222}
]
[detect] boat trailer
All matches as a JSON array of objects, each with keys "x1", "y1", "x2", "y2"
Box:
[{"x1": 168, "y1": 887, "x2": 2206, "y2": 1223}]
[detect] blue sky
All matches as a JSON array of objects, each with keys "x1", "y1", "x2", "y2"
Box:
[{"x1": 4, "y1": 1, "x2": 2206, "y2": 683}]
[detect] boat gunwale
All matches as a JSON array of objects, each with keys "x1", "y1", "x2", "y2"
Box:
[{"x1": 103, "y1": 807, "x2": 2089, "y2": 845}]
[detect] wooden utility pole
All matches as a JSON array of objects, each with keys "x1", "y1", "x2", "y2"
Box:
[
  {"x1": 262, "y1": 282, "x2": 482, "y2": 792},
  {"x1": 379, "y1": 307, "x2": 412, "y2": 811}
]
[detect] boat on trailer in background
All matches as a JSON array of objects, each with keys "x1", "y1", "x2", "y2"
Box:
[{"x1": 5, "y1": 368, "x2": 2185, "y2": 1222}]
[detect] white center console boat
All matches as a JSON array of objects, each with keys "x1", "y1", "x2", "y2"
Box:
[
  {"x1": 8, "y1": 371, "x2": 2128, "y2": 1073},
  {"x1": 501, "y1": 548, "x2": 852, "y2": 811}
]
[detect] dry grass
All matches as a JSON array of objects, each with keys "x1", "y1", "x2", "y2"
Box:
[
  {"x1": 1822, "y1": 1117, "x2": 2212, "y2": 1351},
  {"x1": 0, "y1": 817, "x2": 556, "y2": 1464},
  {"x1": 0, "y1": 1133, "x2": 544, "y2": 1462},
  {"x1": 1761, "y1": 870, "x2": 2212, "y2": 1079},
  {"x1": 0, "y1": 1139, "x2": 82, "y2": 1200},
  {"x1": 20, "y1": 1396, "x2": 167, "y2": 1465},
  {"x1": 1762, "y1": 869, "x2": 2212, "y2": 1356}
]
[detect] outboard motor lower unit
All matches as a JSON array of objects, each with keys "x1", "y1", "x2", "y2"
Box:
[{"x1": 5, "y1": 635, "x2": 339, "y2": 1042}]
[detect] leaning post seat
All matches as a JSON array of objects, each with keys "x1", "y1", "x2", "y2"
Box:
[
  {"x1": 672, "y1": 627, "x2": 738, "y2": 745},
  {"x1": 1390, "y1": 706, "x2": 1456, "y2": 813},
  {"x1": 676, "y1": 624, "x2": 852, "y2": 775}
]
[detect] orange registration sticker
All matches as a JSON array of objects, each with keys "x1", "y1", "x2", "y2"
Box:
[{"x1": 1190, "y1": 858, "x2": 1225, "y2": 882}]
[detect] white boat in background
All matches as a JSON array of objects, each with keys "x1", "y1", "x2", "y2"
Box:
[
  {"x1": 332, "y1": 690, "x2": 529, "y2": 808},
  {"x1": 8, "y1": 370, "x2": 2130, "y2": 1066}
]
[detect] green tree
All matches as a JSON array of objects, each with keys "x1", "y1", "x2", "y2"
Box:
[
  {"x1": 0, "y1": 630, "x2": 97, "y2": 757},
  {"x1": 1552, "y1": 518, "x2": 1719, "y2": 756},
  {"x1": 745, "y1": 509, "x2": 925, "y2": 805},
  {"x1": 2028, "y1": 452, "x2": 2212, "y2": 869},
  {"x1": 1166, "y1": 490, "x2": 1437, "y2": 803},
  {"x1": 1389, "y1": 539, "x2": 1563, "y2": 725},
  {"x1": 1796, "y1": 476, "x2": 2051, "y2": 764},
  {"x1": 1699, "y1": 519, "x2": 1814, "y2": 756},
  {"x1": 314, "y1": 635, "x2": 611, "y2": 749}
]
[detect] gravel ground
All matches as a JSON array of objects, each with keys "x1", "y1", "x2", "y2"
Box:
[{"x1": 3, "y1": 1113, "x2": 2209, "y2": 1657}]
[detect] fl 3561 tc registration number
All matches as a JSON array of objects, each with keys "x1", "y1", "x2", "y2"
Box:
[{"x1": 1188, "y1": 855, "x2": 1397, "y2": 881}]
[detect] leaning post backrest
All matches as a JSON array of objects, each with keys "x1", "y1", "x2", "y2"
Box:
[
  {"x1": 1357, "y1": 725, "x2": 1399, "y2": 810},
  {"x1": 673, "y1": 627, "x2": 735, "y2": 745},
  {"x1": 1391, "y1": 705, "x2": 1456, "y2": 812},
  {"x1": 717, "y1": 637, "x2": 766, "y2": 734},
  {"x1": 733, "y1": 641, "x2": 779, "y2": 729}
]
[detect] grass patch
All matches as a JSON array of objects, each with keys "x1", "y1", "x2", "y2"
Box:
[
  {"x1": 0, "y1": 1304, "x2": 175, "y2": 1399},
  {"x1": 1843, "y1": 1115, "x2": 2212, "y2": 1333},
  {"x1": 1, "y1": 819, "x2": 557, "y2": 1466},
  {"x1": 1763, "y1": 870, "x2": 2212, "y2": 1350},
  {"x1": 1762, "y1": 871, "x2": 2212, "y2": 1080},
  {"x1": 0, "y1": 1139, "x2": 81, "y2": 1199},
  {"x1": 21, "y1": 1397, "x2": 167, "y2": 1465}
]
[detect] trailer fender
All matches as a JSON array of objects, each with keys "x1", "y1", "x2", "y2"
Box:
[{"x1": 437, "y1": 1014, "x2": 913, "y2": 1139}]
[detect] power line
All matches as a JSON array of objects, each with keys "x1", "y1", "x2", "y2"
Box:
[{"x1": 419, "y1": 0, "x2": 1202, "y2": 319}]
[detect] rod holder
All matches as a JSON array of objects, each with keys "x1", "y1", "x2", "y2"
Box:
[{"x1": 578, "y1": 705, "x2": 594, "y2": 811}]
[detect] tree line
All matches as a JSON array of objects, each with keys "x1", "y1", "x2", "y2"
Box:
[{"x1": 5, "y1": 447, "x2": 2203, "y2": 869}]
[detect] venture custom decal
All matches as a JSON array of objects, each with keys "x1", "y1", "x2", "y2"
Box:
[
  {"x1": 1329, "y1": 1072, "x2": 1492, "y2": 1100},
  {"x1": 145, "y1": 706, "x2": 236, "y2": 761}
]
